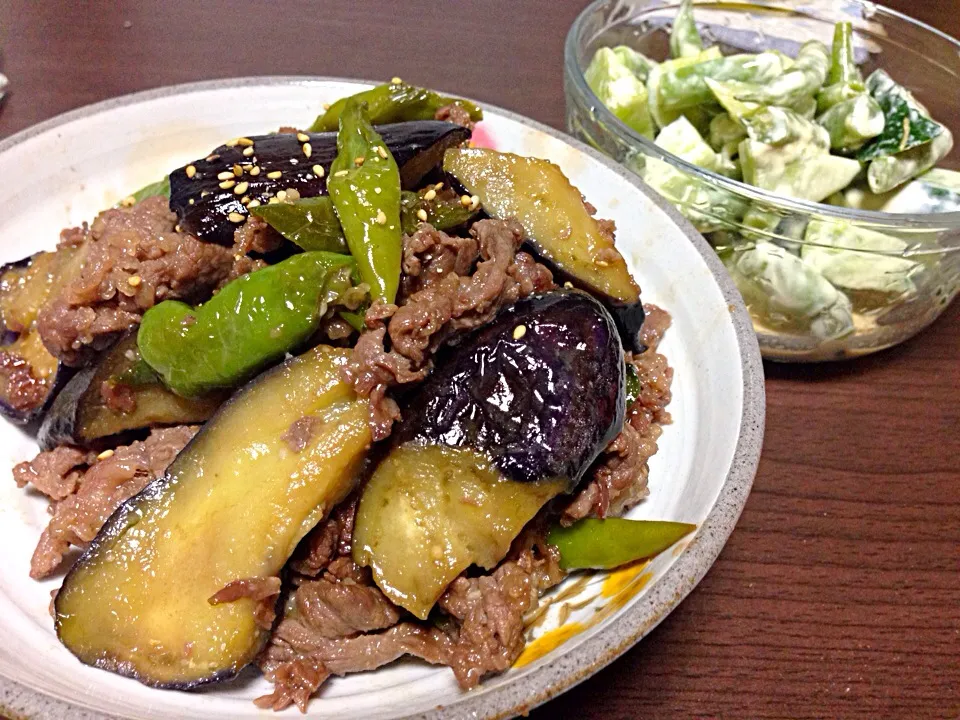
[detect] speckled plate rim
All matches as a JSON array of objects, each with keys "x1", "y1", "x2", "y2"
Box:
[{"x1": 0, "y1": 76, "x2": 765, "y2": 720}]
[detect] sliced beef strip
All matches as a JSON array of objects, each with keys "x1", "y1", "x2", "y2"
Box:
[
  {"x1": 209, "y1": 576, "x2": 283, "y2": 630},
  {"x1": 232, "y1": 214, "x2": 285, "y2": 255},
  {"x1": 256, "y1": 622, "x2": 454, "y2": 713},
  {"x1": 343, "y1": 218, "x2": 554, "y2": 441},
  {"x1": 38, "y1": 196, "x2": 260, "y2": 366},
  {"x1": 28, "y1": 425, "x2": 197, "y2": 579},
  {"x1": 289, "y1": 495, "x2": 358, "y2": 577},
  {"x1": 562, "y1": 305, "x2": 673, "y2": 525},
  {"x1": 13, "y1": 445, "x2": 92, "y2": 501},
  {"x1": 434, "y1": 104, "x2": 475, "y2": 130},
  {"x1": 437, "y1": 545, "x2": 565, "y2": 689}
]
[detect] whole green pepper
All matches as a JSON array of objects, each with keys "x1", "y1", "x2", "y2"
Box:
[
  {"x1": 250, "y1": 196, "x2": 348, "y2": 253},
  {"x1": 328, "y1": 99, "x2": 403, "y2": 304},
  {"x1": 138, "y1": 251, "x2": 356, "y2": 397},
  {"x1": 310, "y1": 82, "x2": 483, "y2": 133},
  {"x1": 548, "y1": 518, "x2": 696, "y2": 570}
]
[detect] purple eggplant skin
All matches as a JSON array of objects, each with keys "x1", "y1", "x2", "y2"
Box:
[
  {"x1": 396, "y1": 289, "x2": 625, "y2": 492},
  {"x1": 169, "y1": 121, "x2": 471, "y2": 245}
]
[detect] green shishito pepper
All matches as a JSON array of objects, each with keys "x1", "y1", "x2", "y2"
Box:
[
  {"x1": 328, "y1": 100, "x2": 403, "y2": 304},
  {"x1": 138, "y1": 251, "x2": 355, "y2": 397},
  {"x1": 310, "y1": 82, "x2": 483, "y2": 132},
  {"x1": 250, "y1": 196, "x2": 348, "y2": 253},
  {"x1": 548, "y1": 518, "x2": 696, "y2": 570}
]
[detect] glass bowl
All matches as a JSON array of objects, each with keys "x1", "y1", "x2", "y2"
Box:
[{"x1": 564, "y1": 0, "x2": 960, "y2": 361}]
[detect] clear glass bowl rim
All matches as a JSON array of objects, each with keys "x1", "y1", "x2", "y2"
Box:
[{"x1": 563, "y1": 0, "x2": 960, "y2": 237}]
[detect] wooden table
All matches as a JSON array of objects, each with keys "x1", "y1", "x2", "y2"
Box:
[{"x1": 0, "y1": 2, "x2": 957, "y2": 718}]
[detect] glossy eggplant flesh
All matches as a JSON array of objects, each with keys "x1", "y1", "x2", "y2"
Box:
[
  {"x1": 55, "y1": 345, "x2": 371, "y2": 688},
  {"x1": 396, "y1": 289, "x2": 626, "y2": 492},
  {"x1": 38, "y1": 333, "x2": 225, "y2": 450},
  {"x1": 353, "y1": 444, "x2": 565, "y2": 619},
  {"x1": 443, "y1": 148, "x2": 641, "y2": 305},
  {"x1": 0, "y1": 249, "x2": 83, "y2": 423},
  {"x1": 169, "y1": 121, "x2": 471, "y2": 245}
]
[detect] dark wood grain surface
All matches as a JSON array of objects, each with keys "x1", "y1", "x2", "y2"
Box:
[{"x1": 0, "y1": 2, "x2": 957, "y2": 719}]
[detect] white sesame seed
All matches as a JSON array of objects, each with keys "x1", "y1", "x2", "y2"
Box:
[
  {"x1": 96, "y1": 449, "x2": 115, "y2": 461},
  {"x1": 120, "y1": 195, "x2": 136, "y2": 207},
  {"x1": 276, "y1": 190, "x2": 287, "y2": 202},
  {"x1": 240, "y1": 195, "x2": 250, "y2": 205},
  {"x1": 423, "y1": 189, "x2": 437, "y2": 201},
  {"x1": 391, "y1": 76, "x2": 403, "y2": 84},
  {"x1": 201, "y1": 190, "x2": 211, "y2": 197},
  {"x1": 248, "y1": 199, "x2": 261, "y2": 208},
  {"x1": 470, "y1": 194, "x2": 480, "y2": 205},
  {"x1": 185, "y1": 164, "x2": 197, "y2": 178},
  {"x1": 513, "y1": 325, "x2": 527, "y2": 340},
  {"x1": 188, "y1": 198, "x2": 195, "y2": 205},
  {"x1": 303, "y1": 142, "x2": 312, "y2": 158},
  {"x1": 219, "y1": 180, "x2": 236, "y2": 189},
  {"x1": 242, "y1": 146, "x2": 255, "y2": 157},
  {"x1": 286, "y1": 188, "x2": 301, "y2": 201},
  {"x1": 322, "y1": 103, "x2": 330, "y2": 110},
  {"x1": 312, "y1": 164, "x2": 325, "y2": 177},
  {"x1": 127, "y1": 275, "x2": 142, "y2": 287},
  {"x1": 354, "y1": 156, "x2": 365, "y2": 166},
  {"x1": 563, "y1": 281, "x2": 574, "y2": 289},
  {"x1": 334, "y1": 170, "x2": 349, "y2": 177},
  {"x1": 267, "y1": 170, "x2": 282, "y2": 179},
  {"x1": 234, "y1": 181, "x2": 249, "y2": 195},
  {"x1": 237, "y1": 137, "x2": 254, "y2": 146},
  {"x1": 268, "y1": 197, "x2": 280, "y2": 204},
  {"x1": 297, "y1": 132, "x2": 310, "y2": 142},
  {"x1": 416, "y1": 208, "x2": 428, "y2": 221},
  {"x1": 225, "y1": 138, "x2": 240, "y2": 147},
  {"x1": 374, "y1": 186, "x2": 382, "y2": 194},
  {"x1": 460, "y1": 194, "x2": 472, "y2": 207},
  {"x1": 376, "y1": 146, "x2": 388, "y2": 159},
  {"x1": 376, "y1": 209, "x2": 387, "y2": 225},
  {"x1": 250, "y1": 166, "x2": 261, "y2": 176},
  {"x1": 434, "y1": 182, "x2": 444, "y2": 191},
  {"x1": 217, "y1": 171, "x2": 234, "y2": 180},
  {"x1": 233, "y1": 164, "x2": 243, "y2": 176},
  {"x1": 228, "y1": 211, "x2": 246, "y2": 223}
]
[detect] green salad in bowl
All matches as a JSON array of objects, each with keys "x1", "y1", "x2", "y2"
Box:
[{"x1": 566, "y1": 0, "x2": 960, "y2": 360}]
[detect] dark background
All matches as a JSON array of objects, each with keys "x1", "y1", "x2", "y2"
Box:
[{"x1": 0, "y1": 2, "x2": 957, "y2": 718}]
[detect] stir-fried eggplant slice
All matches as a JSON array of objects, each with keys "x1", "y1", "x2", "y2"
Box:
[
  {"x1": 55, "y1": 345, "x2": 372, "y2": 688},
  {"x1": 0, "y1": 248, "x2": 86, "y2": 423},
  {"x1": 354, "y1": 290, "x2": 625, "y2": 618},
  {"x1": 443, "y1": 147, "x2": 649, "y2": 351},
  {"x1": 38, "y1": 333, "x2": 225, "y2": 450},
  {"x1": 169, "y1": 122, "x2": 471, "y2": 245}
]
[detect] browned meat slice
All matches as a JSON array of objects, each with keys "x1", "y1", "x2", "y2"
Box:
[
  {"x1": 209, "y1": 576, "x2": 282, "y2": 630},
  {"x1": 289, "y1": 576, "x2": 401, "y2": 640},
  {"x1": 438, "y1": 545, "x2": 565, "y2": 689},
  {"x1": 13, "y1": 445, "x2": 92, "y2": 501},
  {"x1": 400, "y1": 221, "x2": 479, "y2": 298},
  {"x1": 28, "y1": 425, "x2": 196, "y2": 579},
  {"x1": 562, "y1": 305, "x2": 673, "y2": 525},
  {"x1": 0, "y1": 353, "x2": 52, "y2": 414},
  {"x1": 344, "y1": 218, "x2": 554, "y2": 440},
  {"x1": 256, "y1": 622, "x2": 454, "y2": 712},
  {"x1": 232, "y1": 214, "x2": 284, "y2": 255},
  {"x1": 38, "y1": 196, "x2": 260, "y2": 366},
  {"x1": 290, "y1": 495, "x2": 358, "y2": 577},
  {"x1": 434, "y1": 104, "x2": 475, "y2": 130}
]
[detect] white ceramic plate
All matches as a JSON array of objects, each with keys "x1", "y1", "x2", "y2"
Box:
[{"x1": 0, "y1": 78, "x2": 764, "y2": 720}]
